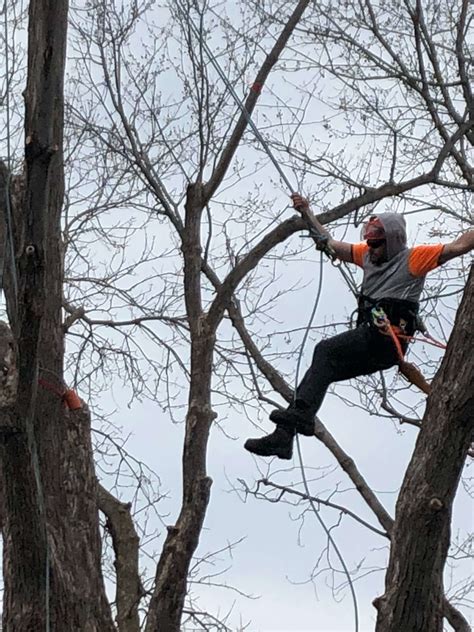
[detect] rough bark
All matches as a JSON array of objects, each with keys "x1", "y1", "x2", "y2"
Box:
[
  {"x1": 375, "y1": 266, "x2": 474, "y2": 632},
  {"x1": 98, "y1": 485, "x2": 142, "y2": 632},
  {"x1": 0, "y1": 1, "x2": 115, "y2": 629},
  {"x1": 145, "y1": 183, "x2": 215, "y2": 632}
]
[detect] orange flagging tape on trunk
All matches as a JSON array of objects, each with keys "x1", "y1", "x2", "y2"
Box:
[
  {"x1": 38, "y1": 378, "x2": 82, "y2": 410},
  {"x1": 63, "y1": 389, "x2": 82, "y2": 411}
]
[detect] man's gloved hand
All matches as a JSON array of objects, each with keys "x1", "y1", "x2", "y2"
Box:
[{"x1": 311, "y1": 231, "x2": 330, "y2": 252}]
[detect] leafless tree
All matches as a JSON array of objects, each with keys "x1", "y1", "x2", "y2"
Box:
[{"x1": 0, "y1": 0, "x2": 472, "y2": 630}]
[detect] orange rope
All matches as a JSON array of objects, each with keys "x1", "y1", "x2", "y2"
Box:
[
  {"x1": 386, "y1": 322, "x2": 405, "y2": 362},
  {"x1": 372, "y1": 308, "x2": 436, "y2": 395},
  {"x1": 382, "y1": 330, "x2": 447, "y2": 350}
]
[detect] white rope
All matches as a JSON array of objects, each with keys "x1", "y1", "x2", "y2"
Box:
[
  {"x1": 293, "y1": 250, "x2": 359, "y2": 632},
  {"x1": 177, "y1": 1, "x2": 361, "y2": 288}
]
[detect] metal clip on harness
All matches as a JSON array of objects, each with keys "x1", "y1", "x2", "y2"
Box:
[
  {"x1": 371, "y1": 306, "x2": 388, "y2": 330},
  {"x1": 371, "y1": 306, "x2": 405, "y2": 361}
]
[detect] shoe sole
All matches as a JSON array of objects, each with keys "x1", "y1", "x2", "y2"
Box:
[{"x1": 244, "y1": 441, "x2": 292, "y2": 460}]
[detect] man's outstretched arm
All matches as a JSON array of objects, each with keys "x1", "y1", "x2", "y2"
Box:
[
  {"x1": 291, "y1": 194, "x2": 353, "y2": 262},
  {"x1": 438, "y1": 230, "x2": 474, "y2": 265}
]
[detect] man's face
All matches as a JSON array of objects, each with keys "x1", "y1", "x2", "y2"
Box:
[{"x1": 367, "y1": 238, "x2": 387, "y2": 264}]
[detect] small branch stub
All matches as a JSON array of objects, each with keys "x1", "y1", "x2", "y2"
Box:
[
  {"x1": 429, "y1": 497, "x2": 443, "y2": 511},
  {"x1": 25, "y1": 245, "x2": 36, "y2": 256}
]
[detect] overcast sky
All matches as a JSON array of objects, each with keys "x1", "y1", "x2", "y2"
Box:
[
  {"x1": 104, "y1": 242, "x2": 472, "y2": 631},
  {"x1": 1, "y1": 1, "x2": 472, "y2": 630}
]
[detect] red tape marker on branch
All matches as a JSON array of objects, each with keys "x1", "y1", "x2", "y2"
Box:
[{"x1": 250, "y1": 82, "x2": 262, "y2": 94}]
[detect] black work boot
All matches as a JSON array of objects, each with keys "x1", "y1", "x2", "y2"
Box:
[
  {"x1": 244, "y1": 425, "x2": 294, "y2": 460},
  {"x1": 269, "y1": 408, "x2": 315, "y2": 437}
]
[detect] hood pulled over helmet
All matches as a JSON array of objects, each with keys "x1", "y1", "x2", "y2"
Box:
[
  {"x1": 362, "y1": 216, "x2": 385, "y2": 240},
  {"x1": 361, "y1": 213, "x2": 407, "y2": 261}
]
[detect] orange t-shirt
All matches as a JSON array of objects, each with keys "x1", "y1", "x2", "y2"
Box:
[{"x1": 351, "y1": 243, "x2": 444, "y2": 277}]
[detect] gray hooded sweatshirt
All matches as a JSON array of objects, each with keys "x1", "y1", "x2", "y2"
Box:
[{"x1": 360, "y1": 213, "x2": 425, "y2": 303}]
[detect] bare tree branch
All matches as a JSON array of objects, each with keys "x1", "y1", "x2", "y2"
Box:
[
  {"x1": 98, "y1": 483, "x2": 143, "y2": 632},
  {"x1": 204, "y1": 0, "x2": 312, "y2": 203}
]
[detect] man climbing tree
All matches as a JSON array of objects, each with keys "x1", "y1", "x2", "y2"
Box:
[
  {"x1": 2, "y1": 0, "x2": 471, "y2": 628},
  {"x1": 245, "y1": 193, "x2": 474, "y2": 460}
]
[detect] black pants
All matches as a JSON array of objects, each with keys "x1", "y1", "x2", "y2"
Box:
[{"x1": 294, "y1": 324, "x2": 404, "y2": 414}]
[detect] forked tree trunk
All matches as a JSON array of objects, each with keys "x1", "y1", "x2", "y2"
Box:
[
  {"x1": 375, "y1": 266, "x2": 474, "y2": 631},
  {"x1": 144, "y1": 183, "x2": 216, "y2": 632}
]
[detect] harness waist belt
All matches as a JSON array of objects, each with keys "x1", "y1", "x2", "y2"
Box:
[{"x1": 357, "y1": 295, "x2": 419, "y2": 335}]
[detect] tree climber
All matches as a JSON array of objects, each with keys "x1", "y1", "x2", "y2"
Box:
[{"x1": 244, "y1": 194, "x2": 474, "y2": 460}]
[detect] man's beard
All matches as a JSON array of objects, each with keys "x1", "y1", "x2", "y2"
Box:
[{"x1": 369, "y1": 253, "x2": 387, "y2": 265}]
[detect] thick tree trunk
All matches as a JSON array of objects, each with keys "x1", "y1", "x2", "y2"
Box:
[
  {"x1": 1, "y1": 399, "x2": 116, "y2": 631},
  {"x1": 0, "y1": 1, "x2": 115, "y2": 629},
  {"x1": 375, "y1": 266, "x2": 474, "y2": 631}
]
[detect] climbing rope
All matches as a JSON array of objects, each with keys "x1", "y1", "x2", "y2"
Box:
[
  {"x1": 180, "y1": 1, "x2": 294, "y2": 193},
  {"x1": 176, "y1": 2, "x2": 347, "y2": 260},
  {"x1": 3, "y1": 5, "x2": 51, "y2": 630},
  {"x1": 371, "y1": 307, "x2": 436, "y2": 395},
  {"x1": 179, "y1": 0, "x2": 364, "y2": 306},
  {"x1": 384, "y1": 329, "x2": 447, "y2": 351},
  {"x1": 177, "y1": 6, "x2": 360, "y2": 629},
  {"x1": 38, "y1": 375, "x2": 82, "y2": 410},
  {"x1": 293, "y1": 250, "x2": 360, "y2": 632}
]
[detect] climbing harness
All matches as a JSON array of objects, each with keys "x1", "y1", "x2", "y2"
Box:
[
  {"x1": 357, "y1": 294, "x2": 418, "y2": 333},
  {"x1": 358, "y1": 294, "x2": 447, "y2": 353},
  {"x1": 370, "y1": 306, "x2": 435, "y2": 395}
]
